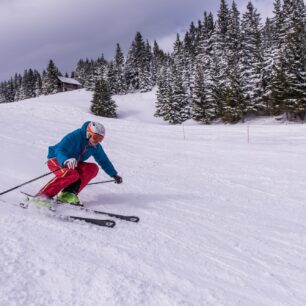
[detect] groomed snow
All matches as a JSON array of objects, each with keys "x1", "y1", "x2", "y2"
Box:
[{"x1": 0, "y1": 89, "x2": 305, "y2": 306}]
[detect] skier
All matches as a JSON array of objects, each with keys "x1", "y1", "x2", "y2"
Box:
[{"x1": 36, "y1": 121, "x2": 122, "y2": 205}]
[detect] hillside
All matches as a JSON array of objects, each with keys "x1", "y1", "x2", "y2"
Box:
[{"x1": 0, "y1": 89, "x2": 305, "y2": 306}]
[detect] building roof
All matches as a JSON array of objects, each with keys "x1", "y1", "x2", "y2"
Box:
[{"x1": 58, "y1": 76, "x2": 82, "y2": 86}]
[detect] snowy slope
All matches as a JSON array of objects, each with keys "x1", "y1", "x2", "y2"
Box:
[{"x1": 0, "y1": 89, "x2": 306, "y2": 306}]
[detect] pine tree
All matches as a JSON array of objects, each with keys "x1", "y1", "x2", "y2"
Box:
[
  {"x1": 139, "y1": 41, "x2": 154, "y2": 92},
  {"x1": 85, "y1": 59, "x2": 96, "y2": 91},
  {"x1": 192, "y1": 65, "x2": 215, "y2": 123},
  {"x1": 207, "y1": 0, "x2": 231, "y2": 117},
  {"x1": 163, "y1": 64, "x2": 189, "y2": 124},
  {"x1": 75, "y1": 59, "x2": 87, "y2": 86},
  {"x1": 0, "y1": 91, "x2": 6, "y2": 103},
  {"x1": 6, "y1": 78, "x2": 15, "y2": 102},
  {"x1": 270, "y1": 50, "x2": 290, "y2": 115},
  {"x1": 223, "y1": 1, "x2": 245, "y2": 122},
  {"x1": 125, "y1": 32, "x2": 147, "y2": 91},
  {"x1": 19, "y1": 69, "x2": 35, "y2": 100},
  {"x1": 152, "y1": 40, "x2": 167, "y2": 83},
  {"x1": 42, "y1": 59, "x2": 61, "y2": 95},
  {"x1": 93, "y1": 55, "x2": 108, "y2": 89},
  {"x1": 240, "y1": 2, "x2": 263, "y2": 115},
  {"x1": 182, "y1": 29, "x2": 195, "y2": 102},
  {"x1": 262, "y1": 0, "x2": 284, "y2": 113},
  {"x1": 218, "y1": 0, "x2": 230, "y2": 43},
  {"x1": 114, "y1": 43, "x2": 126, "y2": 94},
  {"x1": 107, "y1": 61, "x2": 117, "y2": 94},
  {"x1": 34, "y1": 70, "x2": 42, "y2": 97},
  {"x1": 91, "y1": 79, "x2": 117, "y2": 118},
  {"x1": 270, "y1": 0, "x2": 306, "y2": 120},
  {"x1": 205, "y1": 30, "x2": 227, "y2": 119},
  {"x1": 261, "y1": 17, "x2": 274, "y2": 112},
  {"x1": 155, "y1": 66, "x2": 172, "y2": 118}
]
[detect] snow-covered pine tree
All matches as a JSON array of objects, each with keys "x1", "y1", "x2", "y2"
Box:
[
  {"x1": 152, "y1": 40, "x2": 168, "y2": 83},
  {"x1": 75, "y1": 59, "x2": 87, "y2": 86},
  {"x1": 84, "y1": 59, "x2": 96, "y2": 91},
  {"x1": 0, "y1": 80, "x2": 11, "y2": 102},
  {"x1": 139, "y1": 41, "x2": 154, "y2": 92},
  {"x1": 17, "y1": 71, "x2": 27, "y2": 100},
  {"x1": 270, "y1": 0, "x2": 306, "y2": 120},
  {"x1": 91, "y1": 79, "x2": 117, "y2": 118},
  {"x1": 172, "y1": 34, "x2": 184, "y2": 74},
  {"x1": 216, "y1": 0, "x2": 230, "y2": 84},
  {"x1": 125, "y1": 32, "x2": 147, "y2": 91},
  {"x1": 261, "y1": 17, "x2": 274, "y2": 113},
  {"x1": 196, "y1": 11, "x2": 214, "y2": 61},
  {"x1": 182, "y1": 27, "x2": 196, "y2": 102},
  {"x1": 218, "y1": 0, "x2": 230, "y2": 43},
  {"x1": 0, "y1": 81, "x2": 7, "y2": 103},
  {"x1": 172, "y1": 33, "x2": 193, "y2": 108},
  {"x1": 269, "y1": 50, "x2": 290, "y2": 115},
  {"x1": 262, "y1": 0, "x2": 284, "y2": 114},
  {"x1": 0, "y1": 91, "x2": 6, "y2": 103},
  {"x1": 240, "y1": 2, "x2": 263, "y2": 116},
  {"x1": 18, "y1": 69, "x2": 35, "y2": 100},
  {"x1": 192, "y1": 64, "x2": 214, "y2": 123},
  {"x1": 93, "y1": 55, "x2": 108, "y2": 90},
  {"x1": 222, "y1": 77, "x2": 245, "y2": 123},
  {"x1": 155, "y1": 66, "x2": 172, "y2": 119},
  {"x1": 205, "y1": 29, "x2": 227, "y2": 119},
  {"x1": 26, "y1": 69, "x2": 36, "y2": 98},
  {"x1": 5, "y1": 78, "x2": 15, "y2": 102},
  {"x1": 42, "y1": 60, "x2": 61, "y2": 95},
  {"x1": 163, "y1": 64, "x2": 189, "y2": 124},
  {"x1": 204, "y1": 0, "x2": 230, "y2": 119},
  {"x1": 223, "y1": 1, "x2": 245, "y2": 122},
  {"x1": 34, "y1": 70, "x2": 42, "y2": 97},
  {"x1": 13, "y1": 74, "x2": 22, "y2": 101},
  {"x1": 107, "y1": 61, "x2": 117, "y2": 94},
  {"x1": 41, "y1": 70, "x2": 48, "y2": 96},
  {"x1": 114, "y1": 43, "x2": 126, "y2": 94}
]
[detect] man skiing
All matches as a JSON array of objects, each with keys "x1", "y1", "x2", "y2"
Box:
[{"x1": 37, "y1": 121, "x2": 122, "y2": 205}]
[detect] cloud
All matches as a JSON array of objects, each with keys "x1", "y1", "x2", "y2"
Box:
[{"x1": 0, "y1": 0, "x2": 274, "y2": 81}]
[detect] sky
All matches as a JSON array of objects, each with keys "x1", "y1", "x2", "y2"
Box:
[{"x1": 0, "y1": 0, "x2": 274, "y2": 82}]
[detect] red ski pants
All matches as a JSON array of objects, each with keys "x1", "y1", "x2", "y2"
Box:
[{"x1": 37, "y1": 158, "x2": 99, "y2": 197}]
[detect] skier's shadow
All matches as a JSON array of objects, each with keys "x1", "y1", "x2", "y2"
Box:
[{"x1": 89, "y1": 192, "x2": 196, "y2": 208}]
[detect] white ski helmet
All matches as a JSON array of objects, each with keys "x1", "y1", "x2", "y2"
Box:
[{"x1": 87, "y1": 121, "x2": 105, "y2": 137}]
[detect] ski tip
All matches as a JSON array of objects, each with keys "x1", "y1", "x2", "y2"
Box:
[{"x1": 129, "y1": 216, "x2": 140, "y2": 223}]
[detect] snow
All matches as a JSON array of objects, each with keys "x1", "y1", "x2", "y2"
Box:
[{"x1": 0, "y1": 89, "x2": 306, "y2": 306}]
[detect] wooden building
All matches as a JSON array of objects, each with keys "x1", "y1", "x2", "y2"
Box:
[{"x1": 57, "y1": 76, "x2": 82, "y2": 92}]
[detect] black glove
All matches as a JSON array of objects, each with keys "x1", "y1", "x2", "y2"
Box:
[{"x1": 113, "y1": 174, "x2": 123, "y2": 184}]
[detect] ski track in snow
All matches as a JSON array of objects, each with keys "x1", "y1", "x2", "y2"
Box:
[{"x1": 0, "y1": 89, "x2": 306, "y2": 306}]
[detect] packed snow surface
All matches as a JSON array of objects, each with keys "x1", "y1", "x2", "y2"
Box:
[{"x1": 0, "y1": 89, "x2": 305, "y2": 306}]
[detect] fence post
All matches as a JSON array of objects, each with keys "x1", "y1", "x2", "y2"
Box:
[{"x1": 247, "y1": 125, "x2": 250, "y2": 144}]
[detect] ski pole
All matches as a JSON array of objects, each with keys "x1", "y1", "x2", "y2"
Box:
[
  {"x1": 88, "y1": 179, "x2": 115, "y2": 186},
  {"x1": 0, "y1": 168, "x2": 61, "y2": 196}
]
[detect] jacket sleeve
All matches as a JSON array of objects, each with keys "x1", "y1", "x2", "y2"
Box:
[
  {"x1": 93, "y1": 145, "x2": 117, "y2": 177},
  {"x1": 53, "y1": 132, "x2": 76, "y2": 165}
]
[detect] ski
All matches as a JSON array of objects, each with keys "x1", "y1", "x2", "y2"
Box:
[
  {"x1": 67, "y1": 205, "x2": 140, "y2": 223},
  {"x1": 65, "y1": 215, "x2": 115, "y2": 227},
  {"x1": 21, "y1": 191, "x2": 140, "y2": 223},
  {"x1": 20, "y1": 193, "x2": 116, "y2": 228}
]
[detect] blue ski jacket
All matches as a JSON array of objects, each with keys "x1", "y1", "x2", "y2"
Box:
[{"x1": 48, "y1": 121, "x2": 117, "y2": 177}]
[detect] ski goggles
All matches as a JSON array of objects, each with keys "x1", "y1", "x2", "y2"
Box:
[{"x1": 91, "y1": 133, "x2": 104, "y2": 142}]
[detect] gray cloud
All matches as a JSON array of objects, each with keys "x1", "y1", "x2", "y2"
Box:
[{"x1": 0, "y1": 0, "x2": 274, "y2": 81}]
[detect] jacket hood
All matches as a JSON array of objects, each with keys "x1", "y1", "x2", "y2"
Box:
[{"x1": 81, "y1": 121, "x2": 91, "y2": 138}]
